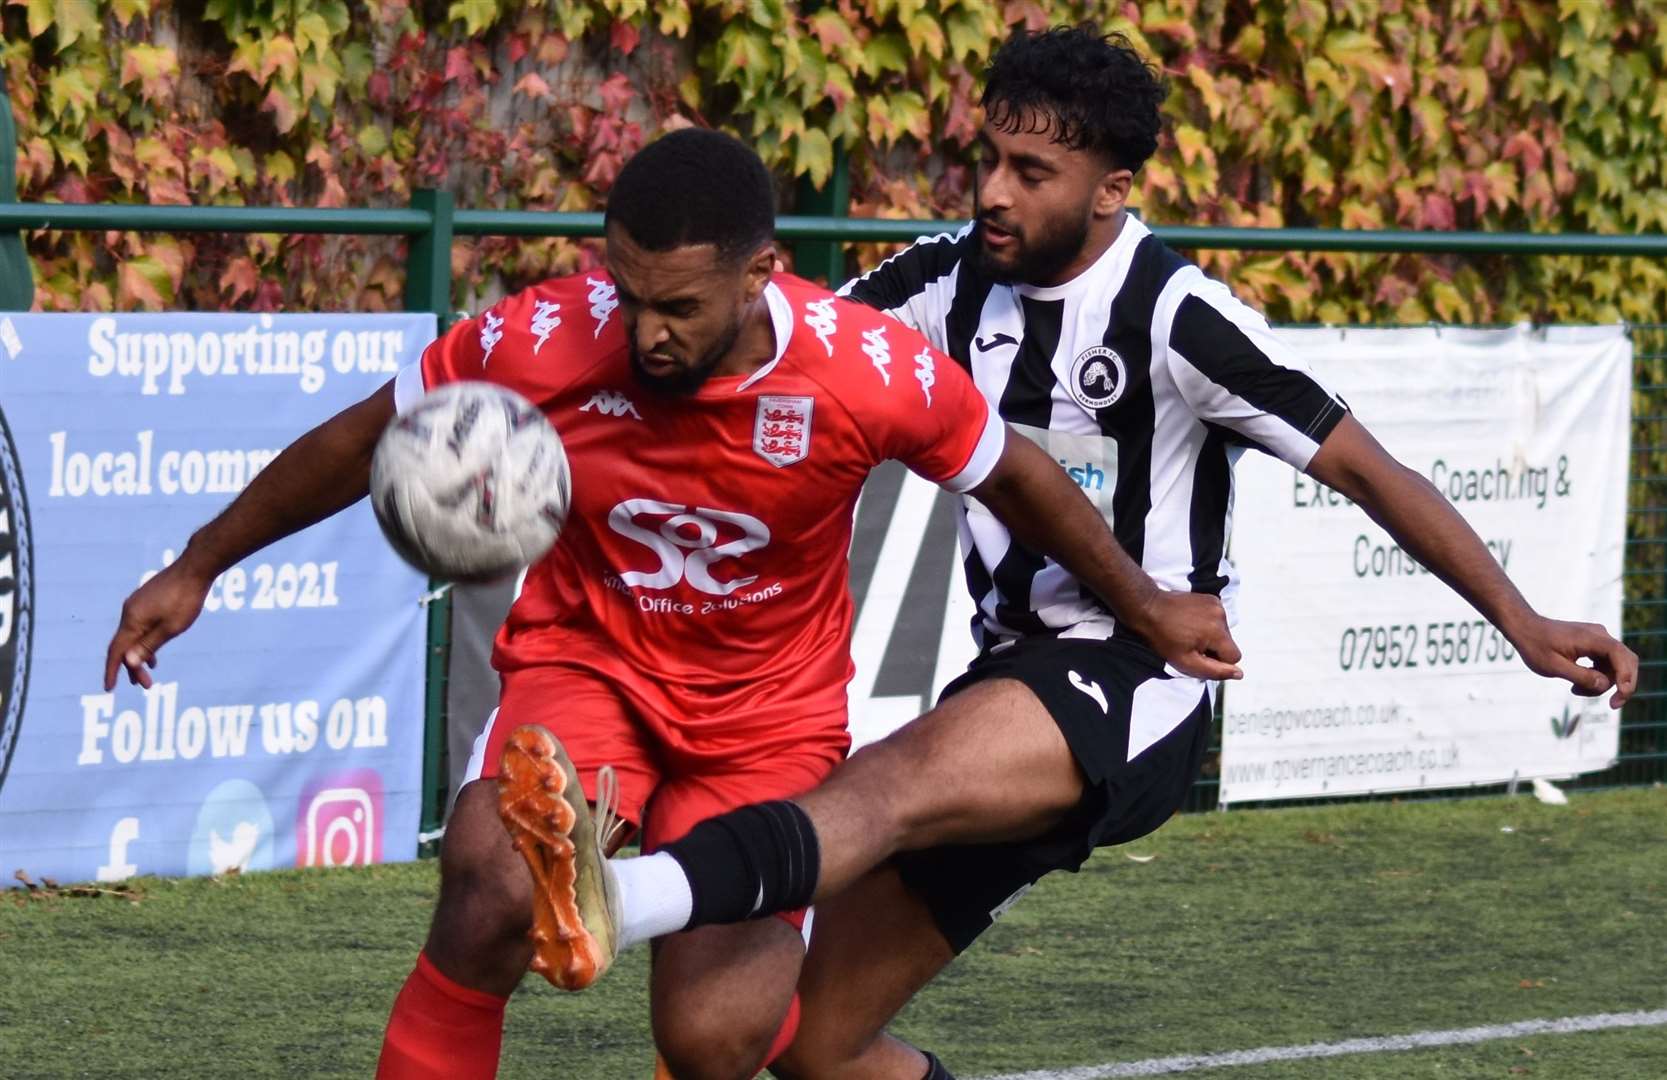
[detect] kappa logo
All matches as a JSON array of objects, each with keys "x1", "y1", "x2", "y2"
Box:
[
  {"x1": 860, "y1": 326, "x2": 893, "y2": 386},
  {"x1": 1067, "y1": 670, "x2": 1108, "y2": 714},
  {"x1": 0, "y1": 404, "x2": 33, "y2": 800},
  {"x1": 479, "y1": 309, "x2": 506, "y2": 366},
  {"x1": 580, "y1": 389, "x2": 643, "y2": 420},
  {"x1": 912, "y1": 347, "x2": 935, "y2": 407},
  {"x1": 586, "y1": 277, "x2": 619, "y2": 338},
  {"x1": 804, "y1": 298, "x2": 839, "y2": 356},
  {"x1": 754, "y1": 395, "x2": 813, "y2": 467},
  {"x1": 530, "y1": 299, "x2": 562, "y2": 353}
]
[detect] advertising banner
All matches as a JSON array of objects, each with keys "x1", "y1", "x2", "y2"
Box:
[
  {"x1": 1219, "y1": 326, "x2": 1630, "y2": 804},
  {"x1": 0, "y1": 312, "x2": 434, "y2": 885}
]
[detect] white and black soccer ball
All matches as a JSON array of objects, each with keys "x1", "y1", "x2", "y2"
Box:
[{"x1": 371, "y1": 381, "x2": 570, "y2": 582}]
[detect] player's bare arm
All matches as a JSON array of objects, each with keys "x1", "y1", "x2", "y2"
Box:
[
  {"x1": 968, "y1": 430, "x2": 1243, "y2": 682},
  {"x1": 102, "y1": 379, "x2": 397, "y2": 691},
  {"x1": 1306, "y1": 412, "x2": 1637, "y2": 707}
]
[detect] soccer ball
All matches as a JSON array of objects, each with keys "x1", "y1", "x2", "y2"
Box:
[{"x1": 371, "y1": 381, "x2": 570, "y2": 582}]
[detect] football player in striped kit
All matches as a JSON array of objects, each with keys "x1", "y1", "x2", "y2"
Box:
[{"x1": 536, "y1": 24, "x2": 1638, "y2": 1080}]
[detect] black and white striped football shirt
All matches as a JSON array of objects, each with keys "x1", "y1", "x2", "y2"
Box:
[{"x1": 840, "y1": 215, "x2": 1347, "y2": 650}]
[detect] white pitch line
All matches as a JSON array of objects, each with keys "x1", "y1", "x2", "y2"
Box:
[{"x1": 974, "y1": 1009, "x2": 1667, "y2": 1080}]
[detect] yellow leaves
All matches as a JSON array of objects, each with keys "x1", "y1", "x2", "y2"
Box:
[
  {"x1": 1410, "y1": 94, "x2": 1448, "y2": 148},
  {"x1": 47, "y1": 64, "x2": 100, "y2": 124},
  {"x1": 295, "y1": 14, "x2": 334, "y2": 59},
  {"x1": 119, "y1": 44, "x2": 179, "y2": 106},
  {"x1": 190, "y1": 145, "x2": 252, "y2": 198},
  {"x1": 1172, "y1": 124, "x2": 1210, "y2": 168},
  {"x1": 1302, "y1": 57, "x2": 1347, "y2": 102},
  {"x1": 1302, "y1": 155, "x2": 1335, "y2": 199},
  {"x1": 110, "y1": 0, "x2": 150, "y2": 30},
  {"x1": 794, "y1": 129, "x2": 834, "y2": 188},
  {"x1": 1324, "y1": 29, "x2": 1397, "y2": 88},
  {"x1": 943, "y1": 8, "x2": 989, "y2": 63},
  {"x1": 447, "y1": 0, "x2": 500, "y2": 36},
  {"x1": 356, "y1": 125, "x2": 389, "y2": 158},
  {"x1": 860, "y1": 32, "x2": 911, "y2": 79},
  {"x1": 1230, "y1": 25, "x2": 1266, "y2": 65},
  {"x1": 657, "y1": 1, "x2": 691, "y2": 37},
  {"x1": 906, "y1": 13, "x2": 946, "y2": 62},
  {"x1": 30, "y1": 0, "x2": 101, "y2": 52},
  {"x1": 263, "y1": 151, "x2": 297, "y2": 187},
  {"x1": 262, "y1": 86, "x2": 301, "y2": 135},
  {"x1": 300, "y1": 53, "x2": 342, "y2": 106},
  {"x1": 1185, "y1": 66, "x2": 1224, "y2": 122},
  {"x1": 1453, "y1": 66, "x2": 1489, "y2": 113}
]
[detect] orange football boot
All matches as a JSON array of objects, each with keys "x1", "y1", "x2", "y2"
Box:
[{"x1": 497, "y1": 725, "x2": 621, "y2": 990}]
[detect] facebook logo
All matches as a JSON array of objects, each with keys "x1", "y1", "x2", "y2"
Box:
[{"x1": 96, "y1": 817, "x2": 140, "y2": 882}]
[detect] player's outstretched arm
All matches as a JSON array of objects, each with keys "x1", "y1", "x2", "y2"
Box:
[
  {"x1": 968, "y1": 431, "x2": 1244, "y2": 681},
  {"x1": 1306, "y1": 413, "x2": 1638, "y2": 708},
  {"x1": 103, "y1": 379, "x2": 398, "y2": 691}
]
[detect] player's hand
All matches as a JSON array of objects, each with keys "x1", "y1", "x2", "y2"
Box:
[
  {"x1": 1134, "y1": 590, "x2": 1244, "y2": 682},
  {"x1": 103, "y1": 559, "x2": 215, "y2": 691},
  {"x1": 1509, "y1": 615, "x2": 1637, "y2": 709}
]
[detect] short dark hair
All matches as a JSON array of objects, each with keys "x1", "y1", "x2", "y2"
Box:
[
  {"x1": 604, "y1": 128, "x2": 775, "y2": 265},
  {"x1": 981, "y1": 24, "x2": 1168, "y2": 173}
]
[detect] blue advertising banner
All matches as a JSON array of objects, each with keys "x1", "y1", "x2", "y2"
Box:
[{"x1": 0, "y1": 312, "x2": 434, "y2": 885}]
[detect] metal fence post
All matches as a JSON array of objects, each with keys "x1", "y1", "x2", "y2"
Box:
[
  {"x1": 402, "y1": 189, "x2": 455, "y2": 850},
  {"x1": 791, "y1": 143, "x2": 850, "y2": 285},
  {"x1": 0, "y1": 64, "x2": 34, "y2": 309}
]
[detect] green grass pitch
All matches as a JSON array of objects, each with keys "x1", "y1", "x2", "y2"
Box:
[{"x1": 2, "y1": 787, "x2": 1662, "y2": 1079}]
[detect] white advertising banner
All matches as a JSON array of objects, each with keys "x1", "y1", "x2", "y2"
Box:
[{"x1": 1219, "y1": 325, "x2": 1630, "y2": 805}]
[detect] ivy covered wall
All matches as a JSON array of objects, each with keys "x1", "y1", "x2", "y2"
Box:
[{"x1": 5, "y1": 0, "x2": 1665, "y2": 320}]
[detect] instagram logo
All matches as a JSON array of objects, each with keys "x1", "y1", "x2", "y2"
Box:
[{"x1": 297, "y1": 769, "x2": 384, "y2": 868}]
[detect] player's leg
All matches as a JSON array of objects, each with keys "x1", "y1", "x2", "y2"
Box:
[
  {"x1": 651, "y1": 919, "x2": 809, "y2": 1080},
  {"x1": 776, "y1": 648, "x2": 1214, "y2": 1080},
  {"x1": 376, "y1": 667, "x2": 657, "y2": 1080},
  {"x1": 643, "y1": 725, "x2": 849, "y2": 1080},
  {"x1": 628, "y1": 638, "x2": 1206, "y2": 938},
  {"x1": 768, "y1": 864, "x2": 956, "y2": 1080}
]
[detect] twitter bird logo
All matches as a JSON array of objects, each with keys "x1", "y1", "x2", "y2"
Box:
[
  {"x1": 208, "y1": 821, "x2": 261, "y2": 874},
  {"x1": 189, "y1": 779, "x2": 274, "y2": 877}
]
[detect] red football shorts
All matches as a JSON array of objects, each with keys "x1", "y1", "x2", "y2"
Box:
[{"x1": 464, "y1": 662, "x2": 850, "y2": 930}]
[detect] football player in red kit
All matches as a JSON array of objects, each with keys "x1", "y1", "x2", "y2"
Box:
[{"x1": 104, "y1": 129, "x2": 1238, "y2": 1080}]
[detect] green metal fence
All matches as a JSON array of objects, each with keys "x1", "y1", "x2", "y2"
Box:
[{"x1": 4, "y1": 191, "x2": 1665, "y2": 832}]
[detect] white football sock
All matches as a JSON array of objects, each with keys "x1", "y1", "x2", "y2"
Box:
[{"x1": 610, "y1": 851, "x2": 694, "y2": 951}]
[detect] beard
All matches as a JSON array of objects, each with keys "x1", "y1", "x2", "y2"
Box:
[
  {"x1": 627, "y1": 314, "x2": 743, "y2": 396},
  {"x1": 972, "y1": 212, "x2": 1092, "y2": 286}
]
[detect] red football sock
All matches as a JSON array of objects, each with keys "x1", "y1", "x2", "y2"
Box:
[
  {"x1": 762, "y1": 992, "x2": 803, "y2": 1067},
  {"x1": 376, "y1": 952, "x2": 508, "y2": 1080}
]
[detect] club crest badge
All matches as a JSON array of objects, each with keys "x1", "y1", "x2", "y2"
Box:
[
  {"x1": 1069, "y1": 346, "x2": 1128, "y2": 410},
  {"x1": 754, "y1": 395, "x2": 813, "y2": 468}
]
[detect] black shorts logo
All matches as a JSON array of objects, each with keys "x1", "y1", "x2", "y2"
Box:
[{"x1": 0, "y1": 404, "x2": 33, "y2": 799}]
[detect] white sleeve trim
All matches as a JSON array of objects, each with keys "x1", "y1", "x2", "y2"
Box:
[
  {"x1": 941, "y1": 407, "x2": 1006, "y2": 493},
  {"x1": 393, "y1": 361, "x2": 429, "y2": 414}
]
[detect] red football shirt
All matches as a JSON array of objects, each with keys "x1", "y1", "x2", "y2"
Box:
[{"x1": 398, "y1": 272, "x2": 1004, "y2": 739}]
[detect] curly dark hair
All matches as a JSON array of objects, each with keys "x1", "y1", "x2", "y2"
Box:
[
  {"x1": 604, "y1": 128, "x2": 775, "y2": 265},
  {"x1": 981, "y1": 24, "x2": 1169, "y2": 173}
]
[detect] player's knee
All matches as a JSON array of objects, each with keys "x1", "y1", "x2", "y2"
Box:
[
  {"x1": 655, "y1": 1008, "x2": 778, "y2": 1080},
  {"x1": 435, "y1": 789, "x2": 533, "y2": 947}
]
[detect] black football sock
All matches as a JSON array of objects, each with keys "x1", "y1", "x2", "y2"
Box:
[
  {"x1": 659, "y1": 800, "x2": 820, "y2": 927},
  {"x1": 921, "y1": 1051, "x2": 957, "y2": 1080}
]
